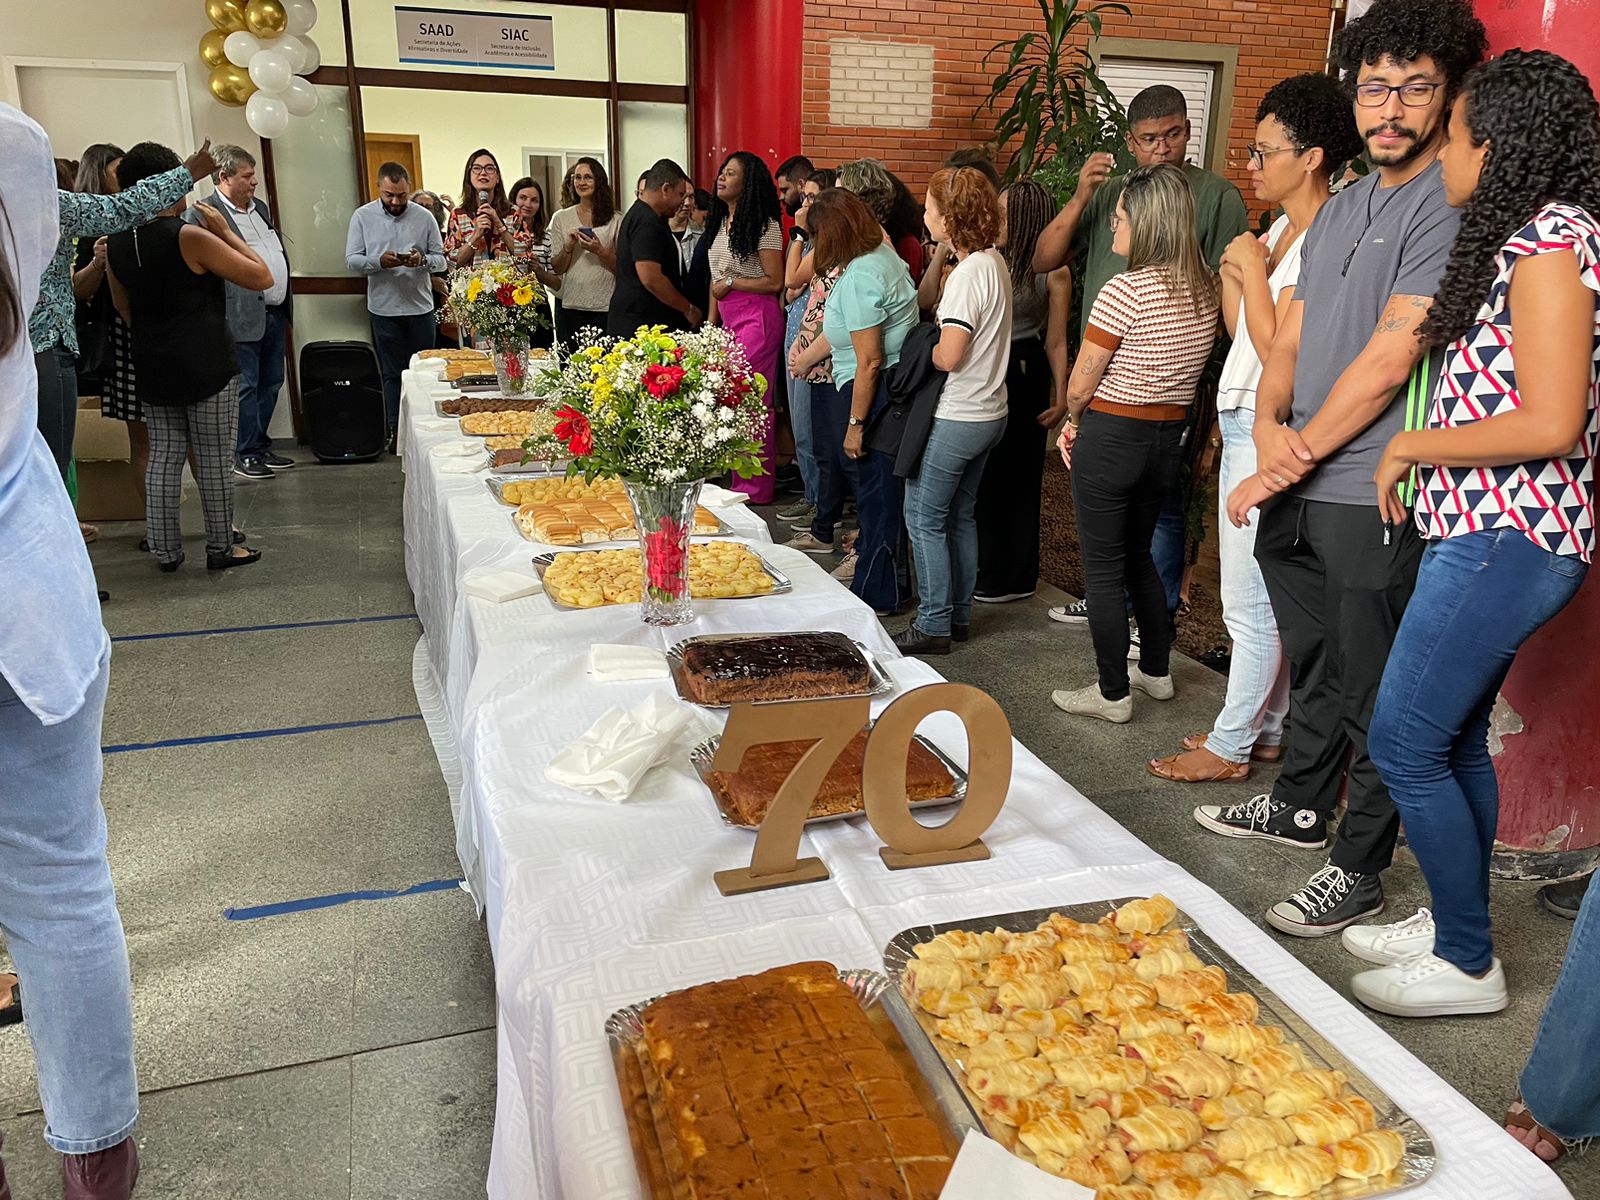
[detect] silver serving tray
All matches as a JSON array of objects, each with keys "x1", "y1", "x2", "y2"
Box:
[
  {"x1": 688, "y1": 723, "x2": 967, "y2": 829},
  {"x1": 882, "y1": 898, "x2": 1436, "y2": 1199},
  {"x1": 530, "y1": 541, "x2": 791, "y2": 609},
  {"x1": 485, "y1": 450, "x2": 570, "y2": 475},
  {"x1": 604, "y1": 967, "x2": 979, "y2": 1200},
  {"x1": 509, "y1": 498, "x2": 733, "y2": 545},
  {"x1": 665, "y1": 633, "x2": 894, "y2": 709}
]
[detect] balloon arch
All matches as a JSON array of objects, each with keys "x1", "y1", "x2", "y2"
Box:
[{"x1": 197, "y1": 0, "x2": 322, "y2": 139}]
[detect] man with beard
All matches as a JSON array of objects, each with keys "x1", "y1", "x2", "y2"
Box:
[{"x1": 1194, "y1": 0, "x2": 1489, "y2": 938}]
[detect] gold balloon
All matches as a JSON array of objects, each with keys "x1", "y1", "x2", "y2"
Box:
[
  {"x1": 244, "y1": 0, "x2": 287, "y2": 37},
  {"x1": 205, "y1": 0, "x2": 246, "y2": 32},
  {"x1": 208, "y1": 62, "x2": 255, "y2": 107},
  {"x1": 198, "y1": 28, "x2": 229, "y2": 69}
]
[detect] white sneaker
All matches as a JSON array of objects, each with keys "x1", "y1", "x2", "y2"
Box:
[
  {"x1": 1050, "y1": 683, "x2": 1132, "y2": 724},
  {"x1": 1351, "y1": 952, "x2": 1508, "y2": 1017},
  {"x1": 1129, "y1": 666, "x2": 1173, "y2": 700},
  {"x1": 1047, "y1": 598, "x2": 1089, "y2": 623},
  {"x1": 1341, "y1": 908, "x2": 1436, "y2": 965}
]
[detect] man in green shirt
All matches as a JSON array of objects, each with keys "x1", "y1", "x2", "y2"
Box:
[{"x1": 1033, "y1": 84, "x2": 1248, "y2": 627}]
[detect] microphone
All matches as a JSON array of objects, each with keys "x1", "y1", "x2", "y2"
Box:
[{"x1": 477, "y1": 189, "x2": 494, "y2": 248}]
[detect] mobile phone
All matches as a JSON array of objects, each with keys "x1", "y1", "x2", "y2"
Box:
[{"x1": 578, "y1": 226, "x2": 595, "y2": 239}]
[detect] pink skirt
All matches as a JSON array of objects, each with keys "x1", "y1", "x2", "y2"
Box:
[{"x1": 719, "y1": 289, "x2": 783, "y2": 505}]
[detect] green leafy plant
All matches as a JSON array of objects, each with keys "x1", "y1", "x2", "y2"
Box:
[{"x1": 980, "y1": 0, "x2": 1133, "y2": 192}]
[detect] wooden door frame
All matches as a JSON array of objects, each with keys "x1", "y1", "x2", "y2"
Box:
[{"x1": 362, "y1": 131, "x2": 425, "y2": 200}]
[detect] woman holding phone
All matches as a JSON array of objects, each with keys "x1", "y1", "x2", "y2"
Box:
[{"x1": 548, "y1": 157, "x2": 621, "y2": 346}]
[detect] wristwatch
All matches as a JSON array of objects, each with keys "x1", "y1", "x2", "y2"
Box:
[{"x1": 847, "y1": 416, "x2": 866, "y2": 428}]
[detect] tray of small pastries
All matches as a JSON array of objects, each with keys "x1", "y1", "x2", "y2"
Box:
[
  {"x1": 434, "y1": 396, "x2": 545, "y2": 418},
  {"x1": 500, "y1": 476, "x2": 730, "y2": 546},
  {"x1": 689, "y1": 720, "x2": 966, "y2": 828},
  {"x1": 881, "y1": 895, "x2": 1435, "y2": 1199},
  {"x1": 532, "y1": 541, "x2": 790, "y2": 609},
  {"x1": 605, "y1": 960, "x2": 973, "y2": 1200},
  {"x1": 667, "y1": 631, "x2": 895, "y2": 708}
]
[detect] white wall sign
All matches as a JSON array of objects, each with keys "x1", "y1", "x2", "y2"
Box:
[{"x1": 395, "y1": 6, "x2": 554, "y2": 71}]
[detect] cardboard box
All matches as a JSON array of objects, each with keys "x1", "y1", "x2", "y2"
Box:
[{"x1": 73, "y1": 395, "x2": 145, "y2": 522}]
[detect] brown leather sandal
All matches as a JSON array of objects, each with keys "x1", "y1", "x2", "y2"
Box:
[
  {"x1": 1148, "y1": 746, "x2": 1250, "y2": 783},
  {"x1": 1180, "y1": 732, "x2": 1282, "y2": 763},
  {"x1": 1505, "y1": 1098, "x2": 1587, "y2": 1163}
]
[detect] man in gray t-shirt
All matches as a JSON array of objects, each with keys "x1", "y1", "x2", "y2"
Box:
[{"x1": 1193, "y1": 0, "x2": 1487, "y2": 941}]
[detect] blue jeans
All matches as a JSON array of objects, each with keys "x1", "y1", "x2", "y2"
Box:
[
  {"x1": 370, "y1": 311, "x2": 437, "y2": 430},
  {"x1": 1369, "y1": 529, "x2": 1588, "y2": 974},
  {"x1": 1522, "y1": 873, "x2": 1600, "y2": 1138},
  {"x1": 235, "y1": 306, "x2": 289, "y2": 458},
  {"x1": 784, "y1": 298, "x2": 818, "y2": 505},
  {"x1": 904, "y1": 415, "x2": 1007, "y2": 636},
  {"x1": 809, "y1": 379, "x2": 852, "y2": 545},
  {"x1": 843, "y1": 376, "x2": 907, "y2": 614},
  {"x1": 0, "y1": 652, "x2": 139, "y2": 1153},
  {"x1": 33, "y1": 345, "x2": 78, "y2": 482},
  {"x1": 1207, "y1": 408, "x2": 1289, "y2": 761},
  {"x1": 1153, "y1": 493, "x2": 1185, "y2": 616}
]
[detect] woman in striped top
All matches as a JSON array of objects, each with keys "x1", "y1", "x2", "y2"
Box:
[{"x1": 1052, "y1": 163, "x2": 1219, "y2": 724}]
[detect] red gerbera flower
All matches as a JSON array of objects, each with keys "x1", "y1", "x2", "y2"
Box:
[
  {"x1": 495, "y1": 284, "x2": 515, "y2": 305},
  {"x1": 642, "y1": 364, "x2": 688, "y2": 399},
  {"x1": 553, "y1": 405, "x2": 593, "y2": 457}
]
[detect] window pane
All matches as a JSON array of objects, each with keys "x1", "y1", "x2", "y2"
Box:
[
  {"x1": 618, "y1": 102, "x2": 690, "y2": 199},
  {"x1": 350, "y1": 0, "x2": 608, "y2": 81},
  {"x1": 270, "y1": 85, "x2": 360, "y2": 275},
  {"x1": 615, "y1": 11, "x2": 687, "y2": 86}
]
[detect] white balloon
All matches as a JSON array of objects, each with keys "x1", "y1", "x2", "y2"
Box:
[
  {"x1": 283, "y1": 76, "x2": 319, "y2": 118},
  {"x1": 248, "y1": 47, "x2": 293, "y2": 94},
  {"x1": 223, "y1": 30, "x2": 262, "y2": 68},
  {"x1": 245, "y1": 92, "x2": 290, "y2": 139},
  {"x1": 276, "y1": 33, "x2": 310, "y2": 73},
  {"x1": 284, "y1": 0, "x2": 317, "y2": 36},
  {"x1": 297, "y1": 34, "x2": 321, "y2": 74}
]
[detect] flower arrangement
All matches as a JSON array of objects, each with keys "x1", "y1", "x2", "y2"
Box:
[{"x1": 446, "y1": 259, "x2": 550, "y2": 395}]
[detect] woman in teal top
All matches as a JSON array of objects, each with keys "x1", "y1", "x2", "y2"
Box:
[{"x1": 803, "y1": 188, "x2": 918, "y2": 613}]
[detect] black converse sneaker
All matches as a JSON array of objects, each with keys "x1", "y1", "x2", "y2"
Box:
[
  {"x1": 1266, "y1": 863, "x2": 1385, "y2": 937},
  {"x1": 1192, "y1": 794, "x2": 1329, "y2": 849}
]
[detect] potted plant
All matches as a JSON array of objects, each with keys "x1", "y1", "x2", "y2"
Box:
[{"x1": 446, "y1": 260, "x2": 550, "y2": 396}]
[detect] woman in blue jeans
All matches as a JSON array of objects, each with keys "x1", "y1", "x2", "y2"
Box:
[
  {"x1": 895, "y1": 167, "x2": 1012, "y2": 655},
  {"x1": 1350, "y1": 50, "x2": 1600, "y2": 1019},
  {"x1": 0, "y1": 103, "x2": 141, "y2": 1199}
]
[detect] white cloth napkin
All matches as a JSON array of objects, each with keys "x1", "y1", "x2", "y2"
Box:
[
  {"x1": 939, "y1": 1130, "x2": 1093, "y2": 1200},
  {"x1": 437, "y1": 456, "x2": 487, "y2": 475},
  {"x1": 544, "y1": 692, "x2": 691, "y2": 802},
  {"x1": 588, "y1": 644, "x2": 671, "y2": 681},
  {"x1": 698, "y1": 483, "x2": 749, "y2": 509},
  {"x1": 463, "y1": 568, "x2": 543, "y2": 603},
  {"x1": 415, "y1": 417, "x2": 457, "y2": 434},
  {"x1": 414, "y1": 358, "x2": 447, "y2": 377},
  {"x1": 432, "y1": 440, "x2": 483, "y2": 459}
]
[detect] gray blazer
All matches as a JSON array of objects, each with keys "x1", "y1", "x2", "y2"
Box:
[{"x1": 182, "y1": 193, "x2": 293, "y2": 341}]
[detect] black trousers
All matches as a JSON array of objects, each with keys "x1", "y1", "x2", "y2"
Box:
[
  {"x1": 370, "y1": 312, "x2": 437, "y2": 431},
  {"x1": 1254, "y1": 495, "x2": 1424, "y2": 876},
  {"x1": 34, "y1": 345, "x2": 79, "y2": 482},
  {"x1": 975, "y1": 336, "x2": 1049, "y2": 596},
  {"x1": 1070, "y1": 409, "x2": 1184, "y2": 699}
]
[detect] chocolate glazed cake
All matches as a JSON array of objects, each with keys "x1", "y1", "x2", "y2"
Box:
[{"x1": 679, "y1": 632, "x2": 873, "y2": 705}]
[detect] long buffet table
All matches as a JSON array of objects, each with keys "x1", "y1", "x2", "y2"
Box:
[{"x1": 396, "y1": 364, "x2": 1571, "y2": 1200}]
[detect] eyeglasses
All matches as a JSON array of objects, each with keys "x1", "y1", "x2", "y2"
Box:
[
  {"x1": 1243, "y1": 144, "x2": 1302, "y2": 168},
  {"x1": 1354, "y1": 81, "x2": 1443, "y2": 108},
  {"x1": 1131, "y1": 127, "x2": 1187, "y2": 150},
  {"x1": 470, "y1": 162, "x2": 498, "y2": 175}
]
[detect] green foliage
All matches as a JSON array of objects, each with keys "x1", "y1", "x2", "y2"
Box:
[{"x1": 980, "y1": 0, "x2": 1134, "y2": 194}]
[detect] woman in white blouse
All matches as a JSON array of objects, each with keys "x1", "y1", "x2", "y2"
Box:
[{"x1": 548, "y1": 157, "x2": 621, "y2": 346}]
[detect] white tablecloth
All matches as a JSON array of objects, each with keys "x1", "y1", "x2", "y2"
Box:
[{"x1": 397, "y1": 367, "x2": 1571, "y2": 1200}]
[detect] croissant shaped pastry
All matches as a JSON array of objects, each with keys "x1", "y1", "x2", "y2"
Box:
[
  {"x1": 984, "y1": 1084, "x2": 1075, "y2": 1127},
  {"x1": 1263, "y1": 1069, "x2": 1349, "y2": 1118},
  {"x1": 1181, "y1": 992, "x2": 1260, "y2": 1027},
  {"x1": 1210, "y1": 1114, "x2": 1297, "y2": 1161},
  {"x1": 1195, "y1": 1088, "x2": 1267, "y2": 1131},
  {"x1": 985, "y1": 946, "x2": 1063, "y2": 984},
  {"x1": 1039, "y1": 1024, "x2": 1120, "y2": 1060},
  {"x1": 1236, "y1": 1044, "x2": 1313, "y2": 1092},
  {"x1": 1004, "y1": 1004, "x2": 1085, "y2": 1035},
  {"x1": 1285, "y1": 1096, "x2": 1376, "y2": 1147},
  {"x1": 915, "y1": 928, "x2": 1008, "y2": 960},
  {"x1": 917, "y1": 985, "x2": 995, "y2": 1017},
  {"x1": 1332, "y1": 1128, "x2": 1406, "y2": 1179},
  {"x1": 1036, "y1": 1144, "x2": 1134, "y2": 1188},
  {"x1": 1062, "y1": 961, "x2": 1137, "y2": 995},
  {"x1": 1087, "y1": 1083, "x2": 1168, "y2": 1120},
  {"x1": 1111, "y1": 895, "x2": 1179, "y2": 934},
  {"x1": 1005, "y1": 927, "x2": 1061, "y2": 954},
  {"x1": 1153, "y1": 967, "x2": 1228, "y2": 1009},
  {"x1": 1131, "y1": 929, "x2": 1192, "y2": 957},
  {"x1": 1130, "y1": 1149, "x2": 1218, "y2": 1184},
  {"x1": 1053, "y1": 1052, "x2": 1150, "y2": 1096},
  {"x1": 968, "y1": 1055, "x2": 1054, "y2": 1099},
  {"x1": 1048, "y1": 914, "x2": 1120, "y2": 941},
  {"x1": 1098, "y1": 1185, "x2": 1157, "y2": 1200},
  {"x1": 1116, "y1": 1102, "x2": 1205, "y2": 1152},
  {"x1": 1017, "y1": 1105, "x2": 1114, "y2": 1157},
  {"x1": 1190, "y1": 1022, "x2": 1285, "y2": 1061},
  {"x1": 1240, "y1": 1145, "x2": 1339, "y2": 1196},
  {"x1": 997, "y1": 974, "x2": 1074, "y2": 1012},
  {"x1": 1125, "y1": 1033, "x2": 1200, "y2": 1069},
  {"x1": 1132, "y1": 947, "x2": 1206, "y2": 981},
  {"x1": 1110, "y1": 1007, "x2": 1189, "y2": 1040},
  {"x1": 1081, "y1": 980, "x2": 1161, "y2": 1016},
  {"x1": 1153, "y1": 1167, "x2": 1254, "y2": 1200},
  {"x1": 963, "y1": 1030, "x2": 1039, "y2": 1068},
  {"x1": 906, "y1": 956, "x2": 983, "y2": 993},
  {"x1": 1155, "y1": 1050, "x2": 1236, "y2": 1099},
  {"x1": 936, "y1": 1009, "x2": 1007, "y2": 1046},
  {"x1": 1058, "y1": 934, "x2": 1135, "y2": 965}
]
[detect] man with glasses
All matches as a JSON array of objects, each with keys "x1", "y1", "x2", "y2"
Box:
[
  {"x1": 1193, "y1": 0, "x2": 1488, "y2": 939},
  {"x1": 1034, "y1": 84, "x2": 1249, "y2": 633}
]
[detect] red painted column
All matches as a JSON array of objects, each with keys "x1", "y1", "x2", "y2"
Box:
[
  {"x1": 691, "y1": 0, "x2": 804, "y2": 185},
  {"x1": 1473, "y1": 0, "x2": 1600, "y2": 875}
]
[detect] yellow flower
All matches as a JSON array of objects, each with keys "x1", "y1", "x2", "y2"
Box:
[
  {"x1": 466, "y1": 278, "x2": 483, "y2": 302},
  {"x1": 512, "y1": 285, "x2": 534, "y2": 307}
]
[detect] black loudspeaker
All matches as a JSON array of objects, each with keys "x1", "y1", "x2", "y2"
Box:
[{"x1": 300, "y1": 340, "x2": 386, "y2": 463}]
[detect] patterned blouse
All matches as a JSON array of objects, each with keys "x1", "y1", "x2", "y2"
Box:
[
  {"x1": 1416, "y1": 203, "x2": 1600, "y2": 562},
  {"x1": 504, "y1": 213, "x2": 553, "y2": 271},
  {"x1": 445, "y1": 205, "x2": 513, "y2": 264}
]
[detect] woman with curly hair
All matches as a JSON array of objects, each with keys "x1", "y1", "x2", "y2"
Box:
[
  {"x1": 445, "y1": 148, "x2": 512, "y2": 267},
  {"x1": 1342, "y1": 49, "x2": 1600, "y2": 1022},
  {"x1": 1150, "y1": 72, "x2": 1362, "y2": 784},
  {"x1": 706, "y1": 150, "x2": 785, "y2": 502}
]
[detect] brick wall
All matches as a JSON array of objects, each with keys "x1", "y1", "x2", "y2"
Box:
[{"x1": 802, "y1": 0, "x2": 1334, "y2": 203}]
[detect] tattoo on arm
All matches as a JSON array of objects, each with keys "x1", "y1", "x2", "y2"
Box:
[
  {"x1": 1374, "y1": 293, "x2": 1432, "y2": 335},
  {"x1": 1071, "y1": 348, "x2": 1111, "y2": 380}
]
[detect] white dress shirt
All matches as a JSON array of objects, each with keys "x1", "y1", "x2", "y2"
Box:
[{"x1": 221, "y1": 193, "x2": 289, "y2": 307}]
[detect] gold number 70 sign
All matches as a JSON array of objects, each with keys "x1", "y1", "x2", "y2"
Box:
[{"x1": 712, "y1": 683, "x2": 1012, "y2": 896}]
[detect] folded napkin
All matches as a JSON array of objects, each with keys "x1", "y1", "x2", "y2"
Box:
[
  {"x1": 415, "y1": 417, "x2": 457, "y2": 433},
  {"x1": 698, "y1": 483, "x2": 749, "y2": 509},
  {"x1": 545, "y1": 692, "x2": 691, "y2": 802},
  {"x1": 463, "y1": 568, "x2": 542, "y2": 602},
  {"x1": 437, "y1": 457, "x2": 486, "y2": 475},
  {"x1": 589, "y1": 643, "x2": 671, "y2": 681},
  {"x1": 431, "y1": 440, "x2": 483, "y2": 459},
  {"x1": 939, "y1": 1130, "x2": 1093, "y2": 1200}
]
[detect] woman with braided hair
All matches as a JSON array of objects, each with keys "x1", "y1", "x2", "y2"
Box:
[{"x1": 1344, "y1": 49, "x2": 1600, "y2": 1021}]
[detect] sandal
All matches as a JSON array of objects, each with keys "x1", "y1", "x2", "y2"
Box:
[
  {"x1": 1505, "y1": 1098, "x2": 1588, "y2": 1163},
  {"x1": 1181, "y1": 732, "x2": 1282, "y2": 763},
  {"x1": 0, "y1": 974, "x2": 20, "y2": 1027},
  {"x1": 1148, "y1": 746, "x2": 1250, "y2": 783}
]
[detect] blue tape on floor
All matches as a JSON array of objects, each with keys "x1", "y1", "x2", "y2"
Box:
[
  {"x1": 112, "y1": 613, "x2": 419, "y2": 642},
  {"x1": 224, "y1": 877, "x2": 463, "y2": 921},
  {"x1": 103, "y1": 713, "x2": 423, "y2": 755}
]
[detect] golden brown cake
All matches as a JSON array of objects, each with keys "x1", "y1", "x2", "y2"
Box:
[{"x1": 677, "y1": 632, "x2": 874, "y2": 705}]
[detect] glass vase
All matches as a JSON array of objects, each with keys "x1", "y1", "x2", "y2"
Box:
[
  {"x1": 489, "y1": 338, "x2": 533, "y2": 396},
  {"x1": 625, "y1": 479, "x2": 704, "y2": 627}
]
